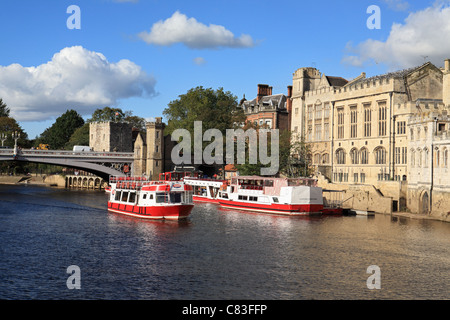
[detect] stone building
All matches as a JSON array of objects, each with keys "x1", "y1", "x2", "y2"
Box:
[
  {"x1": 291, "y1": 62, "x2": 444, "y2": 185},
  {"x1": 407, "y1": 59, "x2": 450, "y2": 219},
  {"x1": 132, "y1": 117, "x2": 175, "y2": 180},
  {"x1": 239, "y1": 84, "x2": 292, "y2": 131},
  {"x1": 290, "y1": 60, "x2": 449, "y2": 215},
  {"x1": 89, "y1": 121, "x2": 133, "y2": 152}
]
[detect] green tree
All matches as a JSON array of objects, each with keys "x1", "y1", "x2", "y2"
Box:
[
  {"x1": 0, "y1": 99, "x2": 10, "y2": 117},
  {"x1": 0, "y1": 116, "x2": 29, "y2": 148},
  {"x1": 279, "y1": 131, "x2": 311, "y2": 177},
  {"x1": 64, "y1": 123, "x2": 90, "y2": 150},
  {"x1": 88, "y1": 107, "x2": 146, "y2": 131},
  {"x1": 163, "y1": 86, "x2": 245, "y2": 139},
  {"x1": 36, "y1": 110, "x2": 84, "y2": 150}
]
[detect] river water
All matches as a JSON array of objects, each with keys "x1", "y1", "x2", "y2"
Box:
[{"x1": 0, "y1": 184, "x2": 448, "y2": 300}]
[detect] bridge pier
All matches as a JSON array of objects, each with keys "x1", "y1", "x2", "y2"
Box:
[{"x1": 66, "y1": 175, "x2": 106, "y2": 190}]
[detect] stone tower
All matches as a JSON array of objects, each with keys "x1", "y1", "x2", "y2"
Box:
[
  {"x1": 146, "y1": 117, "x2": 165, "y2": 180},
  {"x1": 89, "y1": 121, "x2": 133, "y2": 152},
  {"x1": 443, "y1": 59, "x2": 450, "y2": 107}
]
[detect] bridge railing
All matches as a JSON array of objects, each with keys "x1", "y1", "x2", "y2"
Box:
[{"x1": 0, "y1": 148, "x2": 134, "y2": 159}]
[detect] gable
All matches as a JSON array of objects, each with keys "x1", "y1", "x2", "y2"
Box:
[{"x1": 405, "y1": 63, "x2": 443, "y2": 101}]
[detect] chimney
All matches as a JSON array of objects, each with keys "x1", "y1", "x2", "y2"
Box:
[
  {"x1": 287, "y1": 85, "x2": 292, "y2": 98},
  {"x1": 257, "y1": 84, "x2": 270, "y2": 103},
  {"x1": 286, "y1": 86, "x2": 293, "y2": 132},
  {"x1": 445, "y1": 59, "x2": 450, "y2": 73}
]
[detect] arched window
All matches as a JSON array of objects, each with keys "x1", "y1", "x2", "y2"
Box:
[
  {"x1": 444, "y1": 148, "x2": 448, "y2": 168},
  {"x1": 418, "y1": 148, "x2": 422, "y2": 167},
  {"x1": 322, "y1": 153, "x2": 330, "y2": 164},
  {"x1": 350, "y1": 148, "x2": 359, "y2": 164},
  {"x1": 410, "y1": 149, "x2": 415, "y2": 167},
  {"x1": 360, "y1": 147, "x2": 369, "y2": 164},
  {"x1": 424, "y1": 148, "x2": 429, "y2": 168},
  {"x1": 336, "y1": 148, "x2": 346, "y2": 164},
  {"x1": 314, "y1": 153, "x2": 321, "y2": 165},
  {"x1": 375, "y1": 146, "x2": 386, "y2": 164}
]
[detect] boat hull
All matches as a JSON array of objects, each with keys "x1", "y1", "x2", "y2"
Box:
[
  {"x1": 107, "y1": 202, "x2": 194, "y2": 220},
  {"x1": 218, "y1": 199, "x2": 323, "y2": 215},
  {"x1": 193, "y1": 195, "x2": 220, "y2": 203}
]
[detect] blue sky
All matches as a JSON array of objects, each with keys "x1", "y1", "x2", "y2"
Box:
[{"x1": 1, "y1": 0, "x2": 449, "y2": 138}]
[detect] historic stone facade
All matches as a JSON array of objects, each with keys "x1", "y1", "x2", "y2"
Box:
[
  {"x1": 291, "y1": 60, "x2": 449, "y2": 216},
  {"x1": 406, "y1": 60, "x2": 450, "y2": 220},
  {"x1": 89, "y1": 121, "x2": 133, "y2": 152}
]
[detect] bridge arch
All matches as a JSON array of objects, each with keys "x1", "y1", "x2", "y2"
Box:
[{"x1": 0, "y1": 149, "x2": 134, "y2": 180}]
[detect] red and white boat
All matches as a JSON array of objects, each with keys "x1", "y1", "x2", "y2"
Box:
[
  {"x1": 217, "y1": 176, "x2": 324, "y2": 215},
  {"x1": 183, "y1": 177, "x2": 227, "y2": 203},
  {"x1": 107, "y1": 176, "x2": 194, "y2": 220}
]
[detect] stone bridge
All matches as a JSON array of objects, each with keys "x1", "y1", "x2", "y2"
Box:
[{"x1": 0, "y1": 148, "x2": 134, "y2": 180}]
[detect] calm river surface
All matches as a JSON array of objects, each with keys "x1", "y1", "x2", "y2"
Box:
[{"x1": 0, "y1": 184, "x2": 448, "y2": 300}]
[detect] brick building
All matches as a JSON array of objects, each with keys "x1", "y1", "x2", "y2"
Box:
[{"x1": 238, "y1": 84, "x2": 292, "y2": 131}]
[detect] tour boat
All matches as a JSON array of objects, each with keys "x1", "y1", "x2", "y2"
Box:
[
  {"x1": 217, "y1": 176, "x2": 324, "y2": 215},
  {"x1": 107, "y1": 176, "x2": 194, "y2": 220},
  {"x1": 183, "y1": 177, "x2": 227, "y2": 203}
]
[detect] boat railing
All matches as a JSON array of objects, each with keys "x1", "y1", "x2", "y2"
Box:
[{"x1": 111, "y1": 176, "x2": 170, "y2": 191}]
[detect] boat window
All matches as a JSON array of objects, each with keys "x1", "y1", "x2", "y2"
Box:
[
  {"x1": 238, "y1": 195, "x2": 248, "y2": 201},
  {"x1": 220, "y1": 192, "x2": 228, "y2": 199},
  {"x1": 249, "y1": 196, "x2": 258, "y2": 201},
  {"x1": 121, "y1": 191, "x2": 129, "y2": 202},
  {"x1": 115, "y1": 191, "x2": 121, "y2": 201},
  {"x1": 273, "y1": 197, "x2": 279, "y2": 203},
  {"x1": 129, "y1": 192, "x2": 136, "y2": 203},
  {"x1": 170, "y1": 192, "x2": 182, "y2": 203},
  {"x1": 149, "y1": 194, "x2": 153, "y2": 200},
  {"x1": 264, "y1": 180, "x2": 274, "y2": 187},
  {"x1": 143, "y1": 193, "x2": 147, "y2": 200},
  {"x1": 155, "y1": 192, "x2": 168, "y2": 203}
]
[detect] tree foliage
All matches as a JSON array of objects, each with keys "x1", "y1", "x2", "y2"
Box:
[
  {"x1": 64, "y1": 123, "x2": 90, "y2": 150},
  {"x1": 0, "y1": 99, "x2": 10, "y2": 117},
  {"x1": 0, "y1": 116, "x2": 29, "y2": 148},
  {"x1": 234, "y1": 126, "x2": 311, "y2": 177},
  {"x1": 163, "y1": 86, "x2": 246, "y2": 138},
  {"x1": 88, "y1": 106, "x2": 146, "y2": 131},
  {"x1": 36, "y1": 109, "x2": 84, "y2": 150}
]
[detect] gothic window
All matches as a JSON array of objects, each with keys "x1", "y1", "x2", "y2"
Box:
[
  {"x1": 378, "y1": 102, "x2": 387, "y2": 136},
  {"x1": 364, "y1": 106, "x2": 371, "y2": 137},
  {"x1": 350, "y1": 107, "x2": 357, "y2": 138},
  {"x1": 350, "y1": 148, "x2": 359, "y2": 164},
  {"x1": 337, "y1": 108, "x2": 344, "y2": 139},
  {"x1": 336, "y1": 148, "x2": 346, "y2": 164},
  {"x1": 375, "y1": 146, "x2": 386, "y2": 164},
  {"x1": 360, "y1": 147, "x2": 369, "y2": 164}
]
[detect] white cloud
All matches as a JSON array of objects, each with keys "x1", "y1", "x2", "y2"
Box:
[
  {"x1": 0, "y1": 46, "x2": 156, "y2": 121},
  {"x1": 383, "y1": 0, "x2": 410, "y2": 11},
  {"x1": 138, "y1": 11, "x2": 255, "y2": 49},
  {"x1": 342, "y1": 3, "x2": 450, "y2": 70},
  {"x1": 193, "y1": 57, "x2": 206, "y2": 65}
]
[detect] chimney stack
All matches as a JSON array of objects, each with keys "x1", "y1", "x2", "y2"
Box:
[{"x1": 257, "y1": 84, "x2": 270, "y2": 102}]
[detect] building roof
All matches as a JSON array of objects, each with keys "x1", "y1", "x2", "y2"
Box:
[{"x1": 326, "y1": 76, "x2": 348, "y2": 87}]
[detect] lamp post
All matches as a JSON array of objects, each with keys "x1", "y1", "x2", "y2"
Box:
[
  {"x1": 0, "y1": 133, "x2": 6, "y2": 147},
  {"x1": 12, "y1": 131, "x2": 20, "y2": 157}
]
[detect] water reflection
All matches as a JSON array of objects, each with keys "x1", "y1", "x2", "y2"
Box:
[{"x1": 1, "y1": 185, "x2": 449, "y2": 300}]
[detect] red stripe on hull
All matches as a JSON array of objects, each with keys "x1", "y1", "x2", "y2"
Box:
[
  {"x1": 193, "y1": 196, "x2": 220, "y2": 203},
  {"x1": 107, "y1": 202, "x2": 193, "y2": 220},
  {"x1": 218, "y1": 200, "x2": 323, "y2": 215}
]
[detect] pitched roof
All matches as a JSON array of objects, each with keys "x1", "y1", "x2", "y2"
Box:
[{"x1": 326, "y1": 76, "x2": 348, "y2": 87}]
